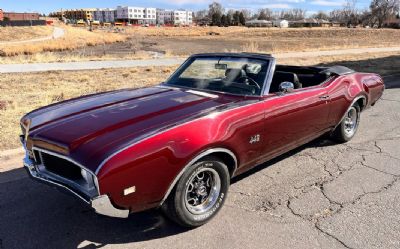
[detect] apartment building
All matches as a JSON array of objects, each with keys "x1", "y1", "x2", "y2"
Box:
[
  {"x1": 93, "y1": 8, "x2": 116, "y2": 23},
  {"x1": 61, "y1": 9, "x2": 96, "y2": 22},
  {"x1": 116, "y1": 6, "x2": 156, "y2": 25},
  {"x1": 157, "y1": 9, "x2": 193, "y2": 25}
]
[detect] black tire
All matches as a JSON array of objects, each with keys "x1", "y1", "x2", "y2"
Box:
[
  {"x1": 331, "y1": 103, "x2": 361, "y2": 143},
  {"x1": 161, "y1": 156, "x2": 230, "y2": 228}
]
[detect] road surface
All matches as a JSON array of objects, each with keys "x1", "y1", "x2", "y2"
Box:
[
  {"x1": 1, "y1": 46, "x2": 400, "y2": 73},
  {"x1": 0, "y1": 27, "x2": 65, "y2": 46},
  {"x1": 0, "y1": 77, "x2": 399, "y2": 249}
]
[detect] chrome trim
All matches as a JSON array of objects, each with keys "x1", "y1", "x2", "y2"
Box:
[
  {"x1": 23, "y1": 156, "x2": 90, "y2": 204},
  {"x1": 333, "y1": 95, "x2": 367, "y2": 130},
  {"x1": 23, "y1": 152, "x2": 129, "y2": 218},
  {"x1": 262, "y1": 57, "x2": 276, "y2": 95},
  {"x1": 33, "y1": 147, "x2": 95, "y2": 174},
  {"x1": 159, "y1": 148, "x2": 238, "y2": 206},
  {"x1": 92, "y1": 195, "x2": 129, "y2": 218},
  {"x1": 186, "y1": 90, "x2": 218, "y2": 98},
  {"x1": 21, "y1": 119, "x2": 31, "y2": 143},
  {"x1": 33, "y1": 147, "x2": 100, "y2": 195}
]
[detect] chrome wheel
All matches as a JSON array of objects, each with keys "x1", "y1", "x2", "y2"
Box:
[
  {"x1": 184, "y1": 168, "x2": 221, "y2": 215},
  {"x1": 344, "y1": 107, "x2": 358, "y2": 137}
]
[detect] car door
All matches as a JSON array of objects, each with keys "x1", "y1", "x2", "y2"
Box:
[{"x1": 259, "y1": 86, "x2": 331, "y2": 161}]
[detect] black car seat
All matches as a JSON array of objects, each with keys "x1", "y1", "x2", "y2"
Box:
[
  {"x1": 269, "y1": 71, "x2": 302, "y2": 93},
  {"x1": 225, "y1": 68, "x2": 246, "y2": 82}
]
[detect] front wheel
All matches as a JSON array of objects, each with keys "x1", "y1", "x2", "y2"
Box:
[
  {"x1": 161, "y1": 156, "x2": 230, "y2": 227},
  {"x1": 331, "y1": 103, "x2": 360, "y2": 143}
]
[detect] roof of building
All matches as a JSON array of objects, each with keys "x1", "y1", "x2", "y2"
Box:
[
  {"x1": 246, "y1": 19, "x2": 272, "y2": 24},
  {"x1": 292, "y1": 18, "x2": 331, "y2": 24}
]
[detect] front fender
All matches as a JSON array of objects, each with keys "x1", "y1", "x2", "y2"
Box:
[
  {"x1": 95, "y1": 100, "x2": 265, "y2": 212},
  {"x1": 96, "y1": 118, "x2": 232, "y2": 212}
]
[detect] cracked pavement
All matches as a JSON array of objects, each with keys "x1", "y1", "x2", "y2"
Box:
[{"x1": 0, "y1": 83, "x2": 399, "y2": 249}]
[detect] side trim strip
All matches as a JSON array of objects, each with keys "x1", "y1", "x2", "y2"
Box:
[
  {"x1": 159, "y1": 148, "x2": 238, "y2": 206},
  {"x1": 95, "y1": 102, "x2": 257, "y2": 176},
  {"x1": 186, "y1": 90, "x2": 218, "y2": 98}
]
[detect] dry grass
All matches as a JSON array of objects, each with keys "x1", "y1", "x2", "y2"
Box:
[
  {"x1": 0, "y1": 52, "x2": 399, "y2": 151},
  {"x1": 0, "y1": 25, "x2": 126, "y2": 57},
  {"x1": 278, "y1": 51, "x2": 400, "y2": 75},
  {"x1": 1, "y1": 26, "x2": 400, "y2": 63},
  {"x1": 241, "y1": 41, "x2": 260, "y2": 53},
  {"x1": 0, "y1": 50, "x2": 154, "y2": 64},
  {"x1": 131, "y1": 27, "x2": 400, "y2": 55},
  {"x1": 0, "y1": 26, "x2": 54, "y2": 42},
  {"x1": 0, "y1": 66, "x2": 176, "y2": 150}
]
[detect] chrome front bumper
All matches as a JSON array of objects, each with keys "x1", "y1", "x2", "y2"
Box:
[{"x1": 23, "y1": 151, "x2": 129, "y2": 219}]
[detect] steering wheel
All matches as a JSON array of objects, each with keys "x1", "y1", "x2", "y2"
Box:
[{"x1": 238, "y1": 76, "x2": 261, "y2": 90}]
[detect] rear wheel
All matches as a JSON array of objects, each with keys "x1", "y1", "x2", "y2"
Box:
[
  {"x1": 161, "y1": 156, "x2": 229, "y2": 227},
  {"x1": 331, "y1": 103, "x2": 360, "y2": 143}
]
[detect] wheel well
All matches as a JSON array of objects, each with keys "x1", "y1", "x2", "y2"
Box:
[
  {"x1": 160, "y1": 149, "x2": 238, "y2": 206},
  {"x1": 356, "y1": 97, "x2": 367, "y2": 111},
  {"x1": 204, "y1": 152, "x2": 237, "y2": 178}
]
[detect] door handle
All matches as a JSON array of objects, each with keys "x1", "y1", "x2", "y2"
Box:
[{"x1": 319, "y1": 95, "x2": 330, "y2": 100}]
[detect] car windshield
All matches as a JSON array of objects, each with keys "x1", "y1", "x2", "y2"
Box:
[{"x1": 165, "y1": 56, "x2": 270, "y2": 96}]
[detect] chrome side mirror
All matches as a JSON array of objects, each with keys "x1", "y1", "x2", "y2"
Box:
[{"x1": 279, "y1": 82, "x2": 295, "y2": 93}]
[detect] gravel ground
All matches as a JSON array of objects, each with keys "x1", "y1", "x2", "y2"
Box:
[{"x1": 0, "y1": 78, "x2": 398, "y2": 249}]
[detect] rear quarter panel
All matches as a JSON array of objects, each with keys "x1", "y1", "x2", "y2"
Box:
[
  {"x1": 325, "y1": 73, "x2": 381, "y2": 127},
  {"x1": 360, "y1": 73, "x2": 385, "y2": 107}
]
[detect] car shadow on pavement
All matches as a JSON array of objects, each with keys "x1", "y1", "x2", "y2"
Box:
[
  {"x1": 0, "y1": 136, "x2": 337, "y2": 249},
  {"x1": 232, "y1": 136, "x2": 336, "y2": 184},
  {"x1": 0, "y1": 169, "x2": 189, "y2": 249}
]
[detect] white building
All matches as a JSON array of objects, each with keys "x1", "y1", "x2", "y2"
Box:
[
  {"x1": 157, "y1": 9, "x2": 193, "y2": 26},
  {"x1": 93, "y1": 8, "x2": 116, "y2": 23},
  {"x1": 273, "y1": 20, "x2": 289, "y2": 28},
  {"x1": 116, "y1": 6, "x2": 157, "y2": 25}
]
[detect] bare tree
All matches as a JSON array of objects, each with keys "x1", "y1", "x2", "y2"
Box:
[
  {"x1": 370, "y1": 0, "x2": 399, "y2": 28},
  {"x1": 208, "y1": 2, "x2": 224, "y2": 19},
  {"x1": 343, "y1": 0, "x2": 359, "y2": 25},
  {"x1": 329, "y1": 0, "x2": 361, "y2": 26},
  {"x1": 312, "y1": 11, "x2": 329, "y2": 20},
  {"x1": 291, "y1": 9, "x2": 307, "y2": 20},
  {"x1": 257, "y1": 8, "x2": 273, "y2": 20},
  {"x1": 359, "y1": 9, "x2": 374, "y2": 26},
  {"x1": 277, "y1": 9, "x2": 306, "y2": 20},
  {"x1": 240, "y1": 9, "x2": 252, "y2": 20},
  {"x1": 194, "y1": 10, "x2": 208, "y2": 21},
  {"x1": 208, "y1": 2, "x2": 224, "y2": 26}
]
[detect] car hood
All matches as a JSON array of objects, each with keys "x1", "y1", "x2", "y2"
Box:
[{"x1": 25, "y1": 86, "x2": 240, "y2": 172}]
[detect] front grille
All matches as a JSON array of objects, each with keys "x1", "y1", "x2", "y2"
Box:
[{"x1": 41, "y1": 153, "x2": 83, "y2": 181}]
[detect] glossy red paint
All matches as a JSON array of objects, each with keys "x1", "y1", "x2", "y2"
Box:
[
  {"x1": 96, "y1": 73, "x2": 384, "y2": 212},
  {"x1": 26, "y1": 87, "x2": 242, "y2": 172},
  {"x1": 21, "y1": 55, "x2": 385, "y2": 214}
]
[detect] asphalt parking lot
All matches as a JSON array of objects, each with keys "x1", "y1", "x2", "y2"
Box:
[{"x1": 0, "y1": 78, "x2": 399, "y2": 249}]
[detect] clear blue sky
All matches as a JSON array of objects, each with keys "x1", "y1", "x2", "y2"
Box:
[{"x1": 1, "y1": 0, "x2": 372, "y2": 15}]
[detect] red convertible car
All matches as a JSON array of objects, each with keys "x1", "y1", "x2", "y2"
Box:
[{"x1": 21, "y1": 53, "x2": 384, "y2": 227}]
